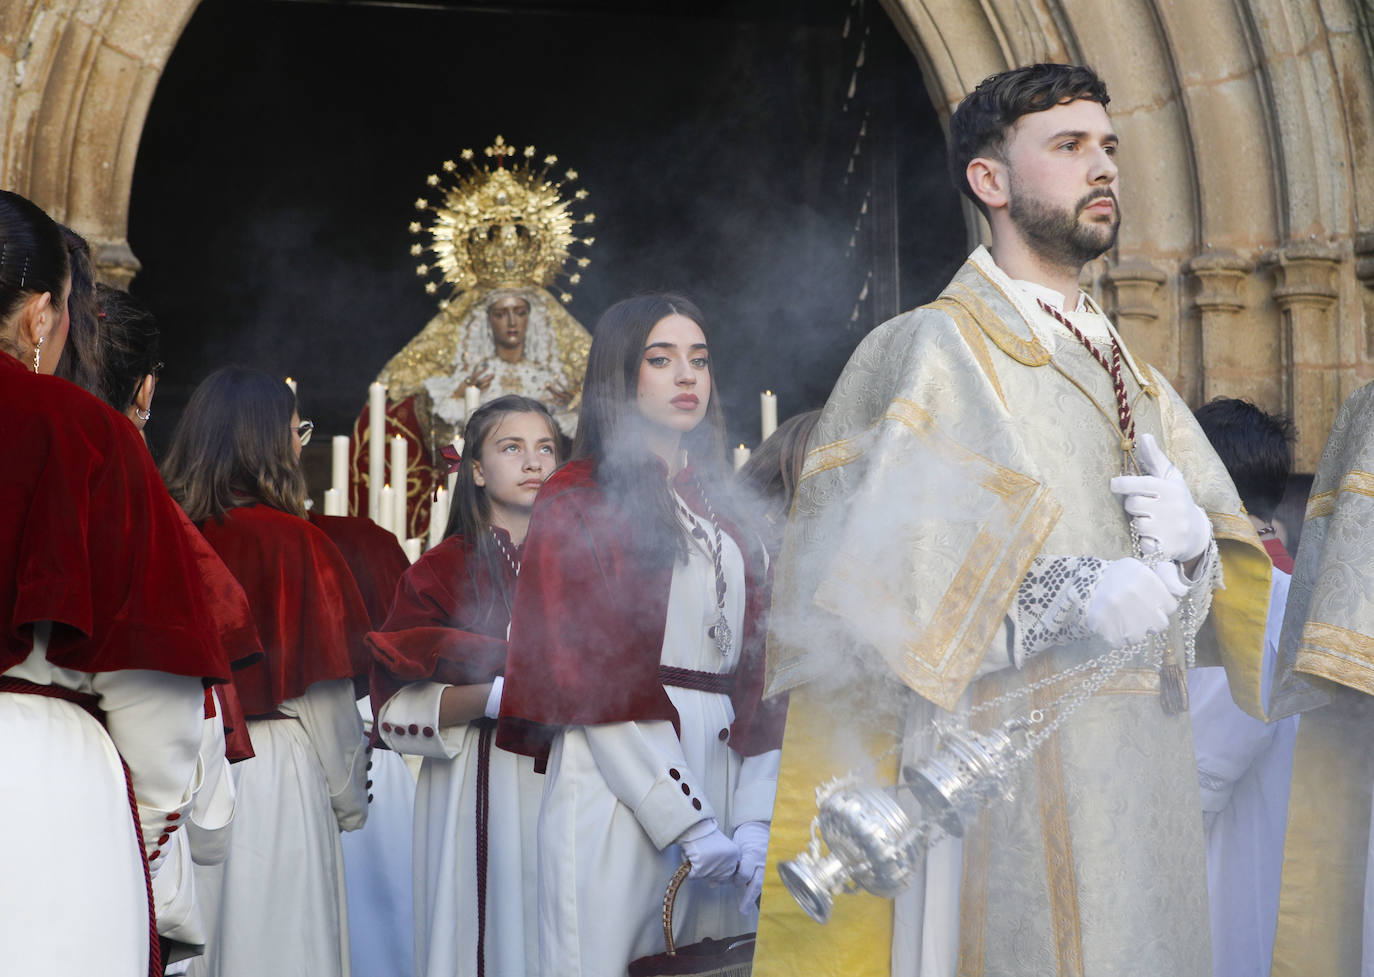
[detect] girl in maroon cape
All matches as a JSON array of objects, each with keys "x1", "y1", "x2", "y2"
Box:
[
  {"x1": 0, "y1": 190, "x2": 233, "y2": 977},
  {"x1": 368, "y1": 394, "x2": 561, "y2": 977},
  {"x1": 496, "y1": 294, "x2": 788, "y2": 976},
  {"x1": 162, "y1": 368, "x2": 372, "y2": 977}
]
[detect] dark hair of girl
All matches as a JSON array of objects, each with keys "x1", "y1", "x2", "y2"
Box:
[
  {"x1": 444, "y1": 394, "x2": 563, "y2": 628},
  {"x1": 52, "y1": 226, "x2": 104, "y2": 397},
  {"x1": 93, "y1": 284, "x2": 160, "y2": 412},
  {"x1": 0, "y1": 191, "x2": 70, "y2": 362},
  {"x1": 161, "y1": 367, "x2": 307, "y2": 523},
  {"x1": 573, "y1": 292, "x2": 733, "y2": 565}
]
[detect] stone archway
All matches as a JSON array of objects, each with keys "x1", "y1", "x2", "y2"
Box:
[
  {"x1": 4, "y1": 0, "x2": 1373, "y2": 467},
  {"x1": 882, "y1": 0, "x2": 1374, "y2": 469},
  {"x1": 0, "y1": 0, "x2": 199, "y2": 287}
]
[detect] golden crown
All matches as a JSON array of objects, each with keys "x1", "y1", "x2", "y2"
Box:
[{"x1": 409, "y1": 136, "x2": 594, "y2": 305}]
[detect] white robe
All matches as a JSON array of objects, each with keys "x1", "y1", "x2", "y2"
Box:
[
  {"x1": 535, "y1": 501, "x2": 781, "y2": 977},
  {"x1": 0, "y1": 626, "x2": 205, "y2": 977},
  {"x1": 379, "y1": 682, "x2": 542, "y2": 977},
  {"x1": 189, "y1": 678, "x2": 369, "y2": 977},
  {"x1": 341, "y1": 698, "x2": 416, "y2": 977},
  {"x1": 1189, "y1": 567, "x2": 1298, "y2": 977}
]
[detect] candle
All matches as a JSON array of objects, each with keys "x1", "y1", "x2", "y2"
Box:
[
  {"x1": 390, "y1": 435, "x2": 408, "y2": 538},
  {"x1": 733, "y1": 444, "x2": 752, "y2": 471},
  {"x1": 368, "y1": 383, "x2": 386, "y2": 522},
  {"x1": 403, "y1": 538, "x2": 423, "y2": 564},
  {"x1": 464, "y1": 383, "x2": 482, "y2": 418},
  {"x1": 323, "y1": 488, "x2": 341, "y2": 516},
  {"x1": 378, "y1": 483, "x2": 395, "y2": 534},
  {"x1": 427, "y1": 487, "x2": 449, "y2": 550},
  {"x1": 760, "y1": 390, "x2": 778, "y2": 442},
  {"x1": 284, "y1": 376, "x2": 297, "y2": 395},
  {"x1": 331, "y1": 435, "x2": 349, "y2": 501}
]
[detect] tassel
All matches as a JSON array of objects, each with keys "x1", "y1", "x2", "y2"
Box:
[{"x1": 1159, "y1": 645, "x2": 1188, "y2": 714}]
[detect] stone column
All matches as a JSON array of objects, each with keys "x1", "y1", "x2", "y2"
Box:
[
  {"x1": 1265, "y1": 243, "x2": 1342, "y2": 471},
  {"x1": 1358, "y1": 231, "x2": 1374, "y2": 360},
  {"x1": 1186, "y1": 250, "x2": 1255, "y2": 405},
  {"x1": 91, "y1": 238, "x2": 141, "y2": 290},
  {"x1": 1106, "y1": 257, "x2": 1169, "y2": 371}
]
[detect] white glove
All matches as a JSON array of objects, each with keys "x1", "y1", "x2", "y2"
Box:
[
  {"x1": 732, "y1": 820, "x2": 770, "y2": 914},
  {"x1": 677, "y1": 818, "x2": 741, "y2": 883},
  {"x1": 1109, "y1": 433, "x2": 1211, "y2": 564},
  {"x1": 1083, "y1": 557, "x2": 1180, "y2": 646}
]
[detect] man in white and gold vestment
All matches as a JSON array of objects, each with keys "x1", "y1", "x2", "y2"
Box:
[
  {"x1": 753, "y1": 64, "x2": 1272, "y2": 977},
  {"x1": 1266, "y1": 381, "x2": 1374, "y2": 977}
]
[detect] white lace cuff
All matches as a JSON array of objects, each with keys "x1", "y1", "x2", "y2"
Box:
[{"x1": 1009, "y1": 555, "x2": 1104, "y2": 666}]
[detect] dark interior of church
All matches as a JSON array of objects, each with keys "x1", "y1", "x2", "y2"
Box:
[{"x1": 128, "y1": 0, "x2": 965, "y2": 489}]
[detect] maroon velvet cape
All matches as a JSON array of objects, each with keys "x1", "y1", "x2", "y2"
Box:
[
  {"x1": 495, "y1": 459, "x2": 787, "y2": 769},
  {"x1": 198, "y1": 504, "x2": 372, "y2": 716},
  {"x1": 0, "y1": 352, "x2": 232, "y2": 684},
  {"x1": 309, "y1": 512, "x2": 411, "y2": 629},
  {"x1": 367, "y1": 530, "x2": 517, "y2": 722}
]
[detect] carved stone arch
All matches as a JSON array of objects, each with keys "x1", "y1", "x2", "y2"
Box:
[
  {"x1": 881, "y1": 0, "x2": 1374, "y2": 467},
  {"x1": 0, "y1": 0, "x2": 200, "y2": 286},
  {"x1": 2, "y1": 0, "x2": 1372, "y2": 467}
]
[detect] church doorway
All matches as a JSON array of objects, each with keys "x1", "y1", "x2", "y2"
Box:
[{"x1": 127, "y1": 0, "x2": 963, "y2": 472}]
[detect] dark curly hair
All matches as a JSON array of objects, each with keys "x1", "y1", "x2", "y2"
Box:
[{"x1": 948, "y1": 63, "x2": 1111, "y2": 217}]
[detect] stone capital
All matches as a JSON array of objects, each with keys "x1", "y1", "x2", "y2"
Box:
[
  {"x1": 91, "y1": 238, "x2": 142, "y2": 290},
  {"x1": 1106, "y1": 258, "x2": 1168, "y2": 321},
  {"x1": 1355, "y1": 231, "x2": 1374, "y2": 285},
  {"x1": 1263, "y1": 243, "x2": 1341, "y2": 310},
  {"x1": 1186, "y1": 250, "x2": 1251, "y2": 313}
]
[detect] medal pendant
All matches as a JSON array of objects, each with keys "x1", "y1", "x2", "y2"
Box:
[{"x1": 709, "y1": 613, "x2": 733, "y2": 657}]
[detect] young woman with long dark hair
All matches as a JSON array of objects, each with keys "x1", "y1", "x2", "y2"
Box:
[
  {"x1": 162, "y1": 367, "x2": 373, "y2": 977},
  {"x1": 368, "y1": 394, "x2": 561, "y2": 977},
  {"x1": 0, "y1": 190, "x2": 233, "y2": 977},
  {"x1": 496, "y1": 294, "x2": 787, "y2": 975}
]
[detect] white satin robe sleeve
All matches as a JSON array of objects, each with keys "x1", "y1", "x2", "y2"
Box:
[{"x1": 280, "y1": 677, "x2": 369, "y2": 832}]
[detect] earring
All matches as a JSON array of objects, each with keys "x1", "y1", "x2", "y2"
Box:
[
  {"x1": 31, "y1": 335, "x2": 43, "y2": 373},
  {"x1": 135, "y1": 408, "x2": 152, "y2": 422}
]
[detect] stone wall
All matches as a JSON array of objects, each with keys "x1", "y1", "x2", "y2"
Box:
[
  {"x1": 0, "y1": 0, "x2": 197, "y2": 287},
  {"x1": 883, "y1": 0, "x2": 1374, "y2": 470},
  {"x1": 3, "y1": 0, "x2": 1372, "y2": 468}
]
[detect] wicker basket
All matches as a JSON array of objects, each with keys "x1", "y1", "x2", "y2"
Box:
[{"x1": 627, "y1": 862, "x2": 756, "y2": 977}]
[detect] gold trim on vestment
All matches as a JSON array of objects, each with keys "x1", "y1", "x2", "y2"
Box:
[
  {"x1": 1028, "y1": 654, "x2": 1086, "y2": 977},
  {"x1": 1208, "y1": 510, "x2": 1259, "y2": 544},
  {"x1": 956, "y1": 682, "x2": 998, "y2": 977},
  {"x1": 805, "y1": 397, "x2": 1062, "y2": 709},
  {"x1": 1305, "y1": 470, "x2": 1374, "y2": 521},
  {"x1": 1272, "y1": 695, "x2": 1374, "y2": 976},
  {"x1": 930, "y1": 297, "x2": 1008, "y2": 410},
  {"x1": 1295, "y1": 621, "x2": 1374, "y2": 697},
  {"x1": 942, "y1": 282, "x2": 1052, "y2": 367}
]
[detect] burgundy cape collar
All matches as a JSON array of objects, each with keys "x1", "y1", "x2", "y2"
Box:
[
  {"x1": 199, "y1": 504, "x2": 372, "y2": 716},
  {"x1": 1, "y1": 353, "x2": 235, "y2": 684},
  {"x1": 367, "y1": 529, "x2": 518, "y2": 724},
  {"x1": 309, "y1": 511, "x2": 411, "y2": 628},
  {"x1": 496, "y1": 459, "x2": 786, "y2": 768}
]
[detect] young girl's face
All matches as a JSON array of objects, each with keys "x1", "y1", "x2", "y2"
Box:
[
  {"x1": 635, "y1": 313, "x2": 710, "y2": 436},
  {"x1": 473, "y1": 411, "x2": 558, "y2": 513}
]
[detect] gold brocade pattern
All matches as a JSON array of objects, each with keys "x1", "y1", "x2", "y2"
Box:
[
  {"x1": 1028, "y1": 654, "x2": 1086, "y2": 977},
  {"x1": 759, "y1": 249, "x2": 1268, "y2": 977}
]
